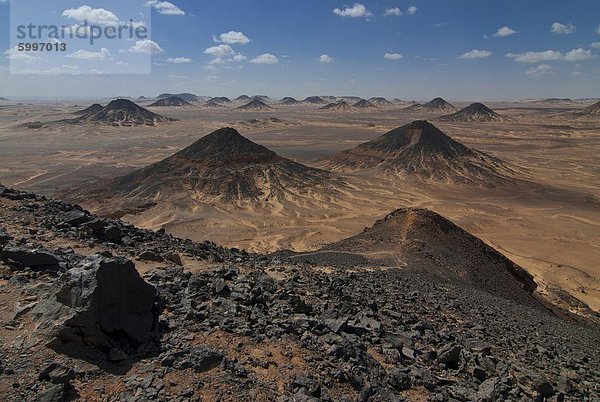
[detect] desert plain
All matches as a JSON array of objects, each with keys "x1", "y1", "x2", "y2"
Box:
[{"x1": 0, "y1": 97, "x2": 598, "y2": 315}]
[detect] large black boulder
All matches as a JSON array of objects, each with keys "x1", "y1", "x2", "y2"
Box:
[
  {"x1": 0, "y1": 247, "x2": 62, "y2": 268},
  {"x1": 40, "y1": 255, "x2": 159, "y2": 351}
]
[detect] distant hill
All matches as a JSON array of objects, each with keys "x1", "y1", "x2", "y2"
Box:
[
  {"x1": 323, "y1": 120, "x2": 519, "y2": 185},
  {"x1": 204, "y1": 100, "x2": 226, "y2": 108},
  {"x1": 574, "y1": 100, "x2": 600, "y2": 116},
  {"x1": 406, "y1": 97, "x2": 456, "y2": 112},
  {"x1": 252, "y1": 95, "x2": 271, "y2": 102},
  {"x1": 157, "y1": 93, "x2": 199, "y2": 102},
  {"x1": 369, "y1": 97, "x2": 393, "y2": 107},
  {"x1": 234, "y1": 95, "x2": 252, "y2": 102},
  {"x1": 534, "y1": 98, "x2": 574, "y2": 104},
  {"x1": 353, "y1": 99, "x2": 376, "y2": 108},
  {"x1": 236, "y1": 99, "x2": 273, "y2": 111},
  {"x1": 149, "y1": 97, "x2": 191, "y2": 107},
  {"x1": 74, "y1": 99, "x2": 174, "y2": 127},
  {"x1": 280, "y1": 97, "x2": 302, "y2": 105},
  {"x1": 75, "y1": 103, "x2": 104, "y2": 116},
  {"x1": 208, "y1": 97, "x2": 232, "y2": 104},
  {"x1": 439, "y1": 103, "x2": 505, "y2": 122},
  {"x1": 320, "y1": 101, "x2": 355, "y2": 111},
  {"x1": 303, "y1": 96, "x2": 327, "y2": 104}
]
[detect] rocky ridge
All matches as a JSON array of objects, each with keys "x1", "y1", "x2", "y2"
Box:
[{"x1": 0, "y1": 184, "x2": 597, "y2": 401}]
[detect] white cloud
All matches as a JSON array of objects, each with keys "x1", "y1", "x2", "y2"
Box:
[
  {"x1": 214, "y1": 31, "x2": 251, "y2": 45},
  {"x1": 596, "y1": 25, "x2": 600, "y2": 34},
  {"x1": 458, "y1": 49, "x2": 492, "y2": 59},
  {"x1": 204, "y1": 75, "x2": 218, "y2": 82},
  {"x1": 203, "y1": 65, "x2": 218, "y2": 71},
  {"x1": 407, "y1": 6, "x2": 417, "y2": 15},
  {"x1": 493, "y1": 26, "x2": 518, "y2": 37},
  {"x1": 317, "y1": 54, "x2": 334, "y2": 63},
  {"x1": 507, "y1": 48, "x2": 592, "y2": 63},
  {"x1": 384, "y1": 7, "x2": 402, "y2": 16},
  {"x1": 61, "y1": 6, "x2": 119, "y2": 25},
  {"x1": 564, "y1": 48, "x2": 592, "y2": 61},
  {"x1": 204, "y1": 45, "x2": 235, "y2": 57},
  {"x1": 233, "y1": 54, "x2": 247, "y2": 62},
  {"x1": 249, "y1": 53, "x2": 279, "y2": 64},
  {"x1": 507, "y1": 50, "x2": 562, "y2": 63},
  {"x1": 166, "y1": 57, "x2": 192, "y2": 63},
  {"x1": 333, "y1": 3, "x2": 372, "y2": 18},
  {"x1": 208, "y1": 57, "x2": 226, "y2": 65},
  {"x1": 16, "y1": 65, "x2": 80, "y2": 75},
  {"x1": 592, "y1": 42, "x2": 600, "y2": 49},
  {"x1": 128, "y1": 39, "x2": 164, "y2": 54},
  {"x1": 66, "y1": 48, "x2": 110, "y2": 61},
  {"x1": 525, "y1": 64, "x2": 553, "y2": 78},
  {"x1": 551, "y1": 22, "x2": 575, "y2": 34},
  {"x1": 4, "y1": 47, "x2": 42, "y2": 63},
  {"x1": 145, "y1": 1, "x2": 185, "y2": 15},
  {"x1": 384, "y1": 53, "x2": 402, "y2": 60}
]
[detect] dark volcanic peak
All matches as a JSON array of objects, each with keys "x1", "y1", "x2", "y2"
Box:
[
  {"x1": 75, "y1": 103, "x2": 104, "y2": 116},
  {"x1": 137, "y1": 96, "x2": 150, "y2": 100},
  {"x1": 234, "y1": 95, "x2": 252, "y2": 102},
  {"x1": 350, "y1": 120, "x2": 472, "y2": 156},
  {"x1": 407, "y1": 97, "x2": 455, "y2": 112},
  {"x1": 578, "y1": 100, "x2": 600, "y2": 115},
  {"x1": 0, "y1": 97, "x2": 9, "y2": 101},
  {"x1": 76, "y1": 99, "x2": 174, "y2": 126},
  {"x1": 90, "y1": 127, "x2": 341, "y2": 206},
  {"x1": 439, "y1": 102, "x2": 505, "y2": 122},
  {"x1": 320, "y1": 100, "x2": 355, "y2": 111},
  {"x1": 536, "y1": 98, "x2": 574, "y2": 104},
  {"x1": 353, "y1": 99, "x2": 376, "y2": 108},
  {"x1": 424, "y1": 97, "x2": 456, "y2": 111},
  {"x1": 280, "y1": 97, "x2": 301, "y2": 105},
  {"x1": 324, "y1": 207, "x2": 538, "y2": 306},
  {"x1": 369, "y1": 97, "x2": 393, "y2": 106},
  {"x1": 403, "y1": 102, "x2": 423, "y2": 110},
  {"x1": 174, "y1": 127, "x2": 278, "y2": 165},
  {"x1": 323, "y1": 120, "x2": 518, "y2": 185},
  {"x1": 149, "y1": 96, "x2": 191, "y2": 107},
  {"x1": 303, "y1": 96, "x2": 326, "y2": 104},
  {"x1": 252, "y1": 95, "x2": 271, "y2": 102},
  {"x1": 203, "y1": 100, "x2": 225, "y2": 108},
  {"x1": 236, "y1": 99, "x2": 273, "y2": 111},
  {"x1": 208, "y1": 97, "x2": 232, "y2": 104},
  {"x1": 157, "y1": 93, "x2": 199, "y2": 102}
]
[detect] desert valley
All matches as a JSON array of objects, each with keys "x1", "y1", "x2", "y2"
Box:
[
  {"x1": 0, "y1": 95, "x2": 598, "y2": 315},
  {"x1": 0, "y1": 93, "x2": 598, "y2": 400}
]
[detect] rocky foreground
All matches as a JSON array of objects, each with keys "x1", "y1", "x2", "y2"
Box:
[{"x1": 0, "y1": 184, "x2": 598, "y2": 401}]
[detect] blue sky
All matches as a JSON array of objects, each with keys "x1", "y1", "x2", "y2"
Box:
[{"x1": 1, "y1": 0, "x2": 599, "y2": 100}]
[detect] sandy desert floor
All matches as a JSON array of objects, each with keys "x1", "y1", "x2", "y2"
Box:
[{"x1": 0, "y1": 99, "x2": 598, "y2": 312}]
